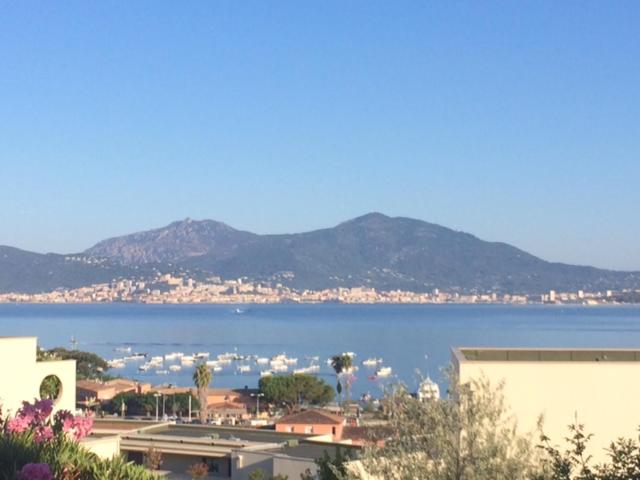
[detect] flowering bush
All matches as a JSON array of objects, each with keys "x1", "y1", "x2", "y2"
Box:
[
  {"x1": 4, "y1": 399, "x2": 92, "y2": 445},
  {"x1": 0, "y1": 399, "x2": 157, "y2": 480},
  {"x1": 17, "y1": 464, "x2": 53, "y2": 480}
]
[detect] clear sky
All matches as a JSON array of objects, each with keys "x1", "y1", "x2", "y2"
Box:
[{"x1": 1, "y1": 1, "x2": 639, "y2": 270}]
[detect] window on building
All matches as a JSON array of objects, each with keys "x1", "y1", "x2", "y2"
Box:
[
  {"x1": 332, "y1": 426, "x2": 336, "y2": 435},
  {"x1": 304, "y1": 426, "x2": 314, "y2": 434},
  {"x1": 39, "y1": 375, "x2": 62, "y2": 404}
]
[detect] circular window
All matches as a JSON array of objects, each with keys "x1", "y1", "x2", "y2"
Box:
[{"x1": 39, "y1": 375, "x2": 63, "y2": 403}]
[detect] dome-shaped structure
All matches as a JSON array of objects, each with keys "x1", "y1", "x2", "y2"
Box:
[{"x1": 417, "y1": 377, "x2": 440, "y2": 401}]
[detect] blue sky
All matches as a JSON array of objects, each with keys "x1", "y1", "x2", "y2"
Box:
[{"x1": 0, "y1": 1, "x2": 639, "y2": 270}]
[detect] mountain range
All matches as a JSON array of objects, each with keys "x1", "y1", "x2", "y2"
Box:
[{"x1": 2, "y1": 213, "x2": 639, "y2": 294}]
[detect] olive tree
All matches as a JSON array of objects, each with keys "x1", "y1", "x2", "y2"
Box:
[{"x1": 351, "y1": 372, "x2": 543, "y2": 480}]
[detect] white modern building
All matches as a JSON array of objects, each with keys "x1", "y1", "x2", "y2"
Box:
[
  {"x1": 0, "y1": 336, "x2": 76, "y2": 415},
  {"x1": 454, "y1": 347, "x2": 640, "y2": 459}
]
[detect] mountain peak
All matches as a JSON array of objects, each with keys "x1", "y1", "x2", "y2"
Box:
[
  {"x1": 84, "y1": 218, "x2": 255, "y2": 265},
  {"x1": 356, "y1": 212, "x2": 390, "y2": 221},
  {"x1": 340, "y1": 212, "x2": 391, "y2": 226}
]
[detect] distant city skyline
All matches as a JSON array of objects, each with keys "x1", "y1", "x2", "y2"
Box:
[{"x1": 1, "y1": 2, "x2": 639, "y2": 270}]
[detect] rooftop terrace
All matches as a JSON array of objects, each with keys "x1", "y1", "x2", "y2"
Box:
[{"x1": 455, "y1": 348, "x2": 640, "y2": 362}]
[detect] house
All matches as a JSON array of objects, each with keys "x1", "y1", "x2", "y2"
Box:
[
  {"x1": 76, "y1": 378, "x2": 151, "y2": 407},
  {"x1": 77, "y1": 380, "x2": 117, "y2": 404},
  {"x1": 207, "y1": 388, "x2": 257, "y2": 411},
  {"x1": 453, "y1": 347, "x2": 640, "y2": 460},
  {"x1": 209, "y1": 401, "x2": 248, "y2": 423},
  {"x1": 275, "y1": 409, "x2": 345, "y2": 441}
]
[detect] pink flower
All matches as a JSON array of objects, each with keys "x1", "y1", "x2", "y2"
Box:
[
  {"x1": 18, "y1": 463, "x2": 53, "y2": 480},
  {"x1": 71, "y1": 415, "x2": 93, "y2": 440},
  {"x1": 33, "y1": 426, "x2": 54, "y2": 444},
  {"x1": 53, "y1": 410, "x2": 93, "y2": 440},
  {"x1": 7, "y1": 416, "x2": 31, "y2": 434}
]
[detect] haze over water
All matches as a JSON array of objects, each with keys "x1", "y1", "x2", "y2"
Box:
[{"x1": 2, "y1": 303, "x2": 640, "y2": 397}]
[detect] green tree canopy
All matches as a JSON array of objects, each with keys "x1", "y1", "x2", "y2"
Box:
[
  {"x1": 38, "y1": 347, "x2": 110, "y2": 380},
  {"x1": 259, "y1": 374, "x2": 334, "y2": 412}
]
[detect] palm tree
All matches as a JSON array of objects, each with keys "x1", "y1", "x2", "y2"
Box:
[
  {"x1": 331, "y1": 354, "x2": 354, "y2": 402},
  {"x1": 331, "y1": 354, "x2": 344, "y2": 398},
  {"x1": 341, "y1": 354, "x2": 353, "y2": 402},
  {"x1": 193, "y1": 363, "x2": 212, "y2": 423}
]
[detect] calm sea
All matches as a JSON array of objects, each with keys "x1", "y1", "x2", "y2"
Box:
[{"x1": 2, "y1": 303, "x2": 640, "y2": 397}]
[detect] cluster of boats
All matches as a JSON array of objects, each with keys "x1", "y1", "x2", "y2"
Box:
[{"x1": 107, "y1": 348, "x2": 394, "y2": 379}]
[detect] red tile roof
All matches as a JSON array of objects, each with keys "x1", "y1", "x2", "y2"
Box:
[
  {"x1": 208, "y1": 402, "x2": 247, "y2": 411},
  {"x1": 275, "y1": 409, "x2": 344, "y2": 425}
]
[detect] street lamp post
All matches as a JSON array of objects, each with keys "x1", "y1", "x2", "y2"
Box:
[
  {"x1": 162, "y1": 394, "x2": 166, "y2": 419},
  {"x1": 154, "y1": 393, "x2": 161, "y2": 422},
  {"x1": 251, "y1": 392, "x2": 265, "y2": 417}
]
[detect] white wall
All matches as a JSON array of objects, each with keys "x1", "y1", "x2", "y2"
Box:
[
  {"x1": 0, "y1": 337, "x2": 76, "y2": 415},
  {"x1": 456, "y1": 355, "x2": 640, "y2": 460},
  {"x1": 231, "y1": 450, "x2": 317, "y2": 480}
]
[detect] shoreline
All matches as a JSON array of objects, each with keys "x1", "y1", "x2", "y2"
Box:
[{"x1": 0, "y1": 301, "x2": 637, "y2": 307}]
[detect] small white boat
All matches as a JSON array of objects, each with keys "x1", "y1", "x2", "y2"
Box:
[
  {"x1": 138, "y1": 364, "x2": 151, "y2": 372},
  {"x1": 294, "y1": 365, "x2": 321, "y2": 374},
  {"x1": 108, "y1": 359, "x2": 126, "y2": 369},
  {"x1": 362, "y1": 358, "x2": 383, "y2": 367},
  {"x1": 164, "y1": 352, "x2": 184, "y2": 360},
  {"x1": 375, "y1": 367, "x2": 392, "y2": 377},
  {"x1": 156, "y1": 370, "x2": 169, "y2": 375},
  {"x1": 217, "y1": 353, "x2": 235, "y2": 363},
  {"x1": 237, "y1": 365, "x2": 251, "y2": 374},
  {"x1": 169, "y1": 365, "x2": 182, "y2": 372},
  {"x1": 260, "y1": 370, "x2": 274, "y2": 377},
  {"x1": 256, "y1": 357, "x2": 269, "y2": 365},
  {"x1": 285, "y1": 357, "x2": 298, "y2": 365},
  {"x1": 206, "y1": 360, "x2": 220, "y2": 367},
  {"x1": 273, "y1": 364, "x2": 288, "y2": 373},
  {"x1": 195, "y1": 352, "x2": 210, "y2": 359},
  {"x1": 125, "y1": 353, "x2": 146, "y2": 361},
  {"x1": 150, "y1": 356, "x2": 164, "y2": 363},
  {"x1": 115, "y1": 346, "x2": 132, "y2": 353}
]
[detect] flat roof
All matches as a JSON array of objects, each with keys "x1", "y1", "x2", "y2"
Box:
[
  {"x1": 455, "y1": 347, "x2": 640, "y2": 362},
  {"x1": 117, "y1": 424, "x2": 361, "y2": 460},
  {"x1": 143, "y1": 424, "x2": 313, "y2": 444},
  {"x1": 276, "y1": 442, "x2": 361, "y2": 460},
  {"x1": 93, "y1": 419, "x2": 167, "y2": 433}
]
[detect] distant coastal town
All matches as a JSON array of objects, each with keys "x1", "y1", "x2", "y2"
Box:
[{"x1": 1, "y1": 273, "x2": 638, "y2": 305}]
